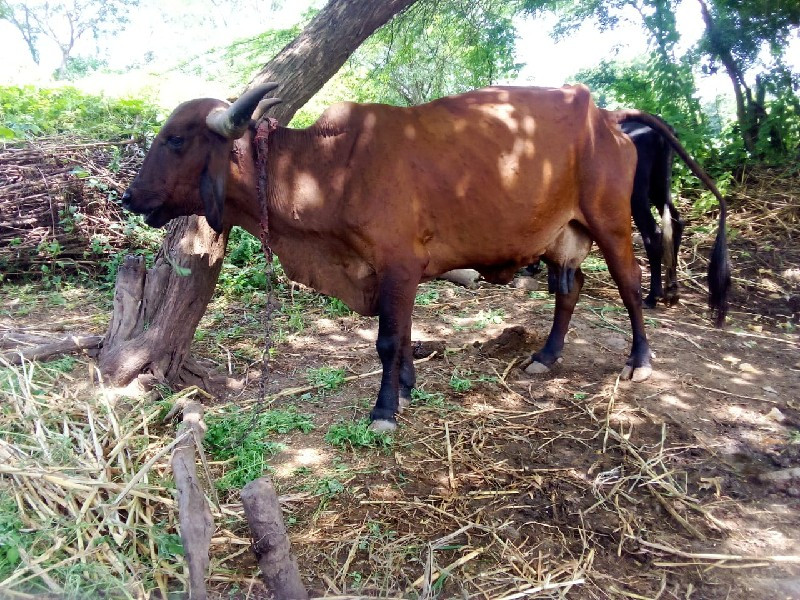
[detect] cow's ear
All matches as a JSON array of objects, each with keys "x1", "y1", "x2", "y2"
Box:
[{"x1": 200, "y1": 164, "x2": 226, "y2": 233}]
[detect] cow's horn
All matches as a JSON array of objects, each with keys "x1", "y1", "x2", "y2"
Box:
[
  {"x1": 206, "y1": 82, "x2": 279, "y2": 139},
  {"x1": 253, "y1": 97, "x2": 283, "y2": 121}
]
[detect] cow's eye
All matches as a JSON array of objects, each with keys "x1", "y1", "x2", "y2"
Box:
[{"x1": 166, "y1": 135, "x2": 184, "y2": 150}]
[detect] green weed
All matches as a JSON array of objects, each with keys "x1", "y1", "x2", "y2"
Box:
[
  {"x1": 306, "y1": 366, "x2": 347, "y2": 392},
  {"x1": 325, "y1": 419, "x2": 393, "y2": 450},
  {"x1": 0, "y1": 498, "x2": 25, "y2": 581},
  {"x1": 323, "y1": 297, "x2": 353, "y2": 317},
  {"x1": 415, "y1": 288, "x2": 440, "y2": 306},
  {"x1": 449, "y1": 368, "x2": 473, "y2": 392},
  {"x1": 411, "y1": 387, "x2": 446, "y2": 408},
  {"x1": 582, "y1": 254, "x2": 608, "y2": 272},
  {"x1": 474, "y1": 308, "x2": 505, "y2": 328},
  {"x1": 204, "y1": 406, "x2": 314, "y2": 491},
  {"x1": 42, "y1": 356, "x2": 77, "y2": 373}
]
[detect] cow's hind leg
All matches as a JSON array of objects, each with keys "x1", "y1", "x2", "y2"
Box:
[
  {"x1": 370, "y1": 264, "x2": 419, "y2": 431},
  {"x1": 632, "y1": 186, "x2": 663, "y2": 309},
  {"x1": 592, "y1": 229, "x2": 652, "y2": 382},
  {"x1": 526, "y1": 264, "x2": 585, "y2": 374},
  {"x1": 662, "y1": 201, "x2": 685, "y2": 307},
  {"x1": 526, "y1": 223, "x2": 590, "y2": 375}
]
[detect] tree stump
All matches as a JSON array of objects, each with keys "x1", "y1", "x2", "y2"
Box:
[{"x1": 97, "y1": 217, "x2": 229, "y2": 388}]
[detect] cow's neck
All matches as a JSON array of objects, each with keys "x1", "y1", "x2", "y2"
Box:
[
  {"x1": 229, "y1": 121, "x2": 354, "y2": 243},
  {"x1": 261, "y1": 123, "x2": 353, "y2": 223}
]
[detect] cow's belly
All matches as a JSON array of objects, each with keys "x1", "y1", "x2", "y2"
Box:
[{"x1": 420, "y1": 196, "x2": 576, "y2": 278}]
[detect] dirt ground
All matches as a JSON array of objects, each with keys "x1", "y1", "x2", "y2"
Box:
[
  {"x1": 2, "y1": 193, "x2": 799, "y2": 599},
  {"x1": 191, "y1": 217, "x2": 799, "y2": 598}
]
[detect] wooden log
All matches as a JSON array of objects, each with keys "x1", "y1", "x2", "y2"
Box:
[
  {"x1": 171, "y1": 401, "x2": 213, "y2": 600},
  {"x1": 241, "y1": 477, "x2": 308, "y2": 600},
  {"x1": 1, "y1": 335, "x2": 103, "y2": 365},
  {"x1": 0, "y1": 331, "x2": 56, "y2": 350}
]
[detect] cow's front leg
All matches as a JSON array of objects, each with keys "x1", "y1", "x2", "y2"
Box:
[
  {"x1": 398, "y1": 343, "x2": 416, "y2": 413},
  {"x1": 370, "y1": 265, "x2": 419, "y2": 431}
]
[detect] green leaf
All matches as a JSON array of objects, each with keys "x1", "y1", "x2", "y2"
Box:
[
  {"x1": 4, "y1": 546, "x2": 20, "y2": 565},
  {"x1": 165, "y1": 254, "x2": 192, "y2": 277}
]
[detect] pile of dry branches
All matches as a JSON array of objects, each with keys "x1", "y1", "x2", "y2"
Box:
[{"x1": 0, "y1": 137, "x2": 146, "y2": 277}]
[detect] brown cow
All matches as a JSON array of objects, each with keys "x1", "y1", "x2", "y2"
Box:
[{"x1": 121, "y1": 83, "x2": 730, "y2": 430}]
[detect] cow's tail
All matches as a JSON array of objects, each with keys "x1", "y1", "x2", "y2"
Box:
[
  {"x1": 662, "y1": 203, "x2": 674, "y2": 274},
  {"x1": 612, "y1": 109, "x2": 730, "y2": 326}
]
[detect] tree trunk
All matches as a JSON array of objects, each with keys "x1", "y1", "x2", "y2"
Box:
[
  {"x1": 249, "y1": 0, "x2": 418, "y2": 123},
  {"x1": 697, "y1": 0, "x2": 758, "y2": 153},
  {"x1": 98, "y1": 0, "x2": 420, "y2": 389}
]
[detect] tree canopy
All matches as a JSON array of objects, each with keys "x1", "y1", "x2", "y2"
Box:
[
  {"x1": 0, "y1": 0, "x2": 140, "y2": 79},
  {"x1": 524, "y1": 0, "x2": 799, "y2": 162},
  {"x1": 3, "y1": 0, "x2": 798, "y2": 163}
]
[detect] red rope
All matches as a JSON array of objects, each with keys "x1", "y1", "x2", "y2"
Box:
[{"x1": 253, "y1": 118, "x2": 279, "y2": 260}]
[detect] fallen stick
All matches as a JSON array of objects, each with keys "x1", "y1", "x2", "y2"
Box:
[
  {"x1": 241, "y1": 477, "x2": 308, "y2": 600},
  {"x1": 632, "y1": 536, "x2": 800, "y2": 563},
  {"x1": 1, "y1": 335, "x2": 102, "y2": 365},
  {"x1": 171, "y1": 401, "x2": 214, "y2": 600},
  {"x1": 240, "y1": 351, "x2": 438, "y2": 407}
]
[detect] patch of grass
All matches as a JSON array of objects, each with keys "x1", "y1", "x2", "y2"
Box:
[
  {"x1": 42, "y1": 356, "x2": 77, "y2": 373},
  {"x1": 313, "y1": 475, "x2": 346, "y2": 497},
  {"x1": 474, "y1": 308, "x2": 505, "y2": 328},
  {"x1": 325, "y1": 419, "x2": 393, "y2": 451},
  {"x1": 0, "y1": 497, "x2": 25, "y2": 581},
  {"x1": 449, "y1": 368, "x2": 473, "y2": 392},
  {"x1": 415, "y1": 288, "x2": 440, "y2": 306},
  {"x1": 411, "y1": 387, "x2": 446, "y2": 408},
  {"x1": 306, "y1": 366, "x2": 347, "y2": 392},
  {"x1": 323, "y1": 296, "x2": 353, "y2": 317},
  {"x1": 205, "y1": 406, "x2": 314, "y2": 491},
  {"x1": 282, "y1": 303, "x2": 306, "y2": 332}
]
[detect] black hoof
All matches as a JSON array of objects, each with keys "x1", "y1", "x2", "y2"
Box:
[
  {"x1": 370, "y1": 407, "x2": 397, "y2": 424},
  {"x1": 643, "y1": 295, "x2": 659, "y2": 309},
  {"x1": 531, "y1": 350, "x2": 559, "y2": 368}
]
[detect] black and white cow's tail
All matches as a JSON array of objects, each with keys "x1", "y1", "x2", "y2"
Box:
[
  {"x1": 613, "y1": 109, "x2": 730, "y2": 327},
  {"x1": 661, "y1": 203, "x2": 674, "y2": 276}
]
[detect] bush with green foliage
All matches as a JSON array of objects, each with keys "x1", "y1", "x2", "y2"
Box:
[{"x1": 0, "y1": 85, "x2": 161, "y2": 141}]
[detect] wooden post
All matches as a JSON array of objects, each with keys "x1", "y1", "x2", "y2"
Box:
[
  {"x1": 241, "y1": 477, "x2": 308, "y2": 600},
  {"x1": 171, "y1": 401, "x2": 213, "y2": 599}
]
